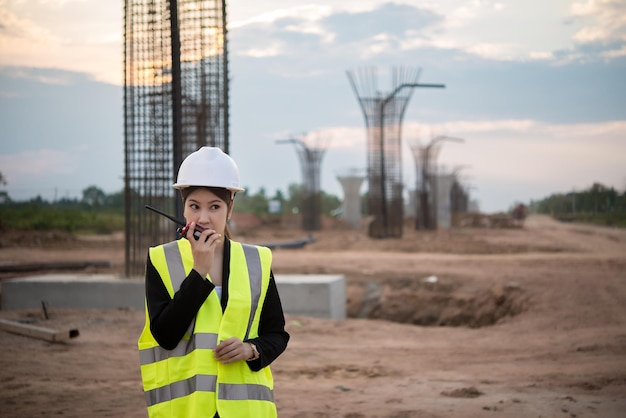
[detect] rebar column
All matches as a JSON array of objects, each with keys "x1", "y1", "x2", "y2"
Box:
[
  {"x1": 410, "y1": 142, "x2": 439, "y2": 230},
  {"x1": 277, "y1": 137, "x2": 327, "y2": 231},
  {"x1": 450, "y1": 178, "x2": 469, "y2": 227},
  {"x1": 346, "y1": 66, "x2": 444, "y2": 238},
  {"x1": 124, "y1": 0, "x2": 230, "y2": 276},
  {"x1": 169, "y1": 0, "x2": 183, "y2": 221},
  {"x1": 410, "y1": 135, "x2": 464, "y2": 230}
]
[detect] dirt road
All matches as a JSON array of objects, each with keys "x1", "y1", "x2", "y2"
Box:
[{"x1": 1, "y1": 215, "x2": 625, "y2": 417}]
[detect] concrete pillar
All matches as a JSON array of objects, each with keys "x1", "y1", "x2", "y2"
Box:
[
  {"x1": 433, "y1": 173, "x2": 455, "y2": 229},
  {"x1": 337, "y1": 174, "x2": 365, "y2": 228},
  {"x1": 406, "y1": 188, "x2": 417, "y2": 220}
]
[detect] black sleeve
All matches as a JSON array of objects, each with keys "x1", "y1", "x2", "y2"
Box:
[
  {"x1": 145, "y1": 251, "x2": 215, "y2": 350},
  {"x1": 245, "y1": 271, "x2": 290, "y2": 371}
]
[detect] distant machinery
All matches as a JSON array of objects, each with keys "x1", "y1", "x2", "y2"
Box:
[
  {"x1": 123, "y1": 0, "x2": 229, "y2": 276},
  {"x1": 410, "y1": 135, "x2": 464, "y2": 230},
  {"x1": 347, "y1": 67, "x2": 445, "y2": 238},
  {"x1": 277, "y1": 135, "x2": 327, "y2": 231}
]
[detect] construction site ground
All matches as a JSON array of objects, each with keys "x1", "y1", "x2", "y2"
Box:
[{"x1": 0, "y1": 214, "x2": 625, "y2": 417}]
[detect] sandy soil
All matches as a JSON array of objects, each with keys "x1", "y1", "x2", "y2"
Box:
[{"x1": 1, "y1": 214, "x2": 625, "y2": 417}]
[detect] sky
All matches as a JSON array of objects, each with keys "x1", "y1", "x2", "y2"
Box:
[{"x1": 0, "y1": 0, "x2": 625, "y2": 213}]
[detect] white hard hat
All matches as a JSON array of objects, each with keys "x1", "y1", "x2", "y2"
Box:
[{"x1": 173, "y1": 146, "x2": 245, "y2": 193}]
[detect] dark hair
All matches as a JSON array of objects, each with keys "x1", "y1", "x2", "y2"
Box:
[{"x1": 181, "y1": 186, "x2": 234, "y2": 239}]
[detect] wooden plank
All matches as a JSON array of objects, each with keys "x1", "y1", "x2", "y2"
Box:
[{"x1": 0, "y1": 319, "x2": 79, "y2": 342}]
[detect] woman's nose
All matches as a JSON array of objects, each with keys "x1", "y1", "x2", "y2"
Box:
[{"x1": 197, "y1": 210, "x2": 211, "y2": 224}]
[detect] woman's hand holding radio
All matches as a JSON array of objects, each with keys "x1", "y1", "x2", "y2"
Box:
[{"x1": 185, "y1": 222, "x2": 222, "y2": 278}]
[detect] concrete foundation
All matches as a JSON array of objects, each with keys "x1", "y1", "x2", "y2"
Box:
[
  {"x1": 1, "y1": 274, "x2": 143, "y2": 311},
  {"x1": 1, "y1": 273, "x2": 346, "y2": 319},
  {"x1": 274, "y1": 274, "x2": 345, "y2": 319}
]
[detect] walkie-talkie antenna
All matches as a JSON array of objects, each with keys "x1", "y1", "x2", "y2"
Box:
[
  {"x1": 144, "y1": 205, "x2": 186, "y2": 226},
  {"x1": 144, "y1": 204, "x2": 206, "y2": 241}
]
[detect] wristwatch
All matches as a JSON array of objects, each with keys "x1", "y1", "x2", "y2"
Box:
[{"x1": 246, "y1": 342, "x2": 260, "y2": 361}]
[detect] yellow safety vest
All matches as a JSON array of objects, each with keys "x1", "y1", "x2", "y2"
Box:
[{"x1": 138, "y1": 239, "x2": 276, "y2": 418}]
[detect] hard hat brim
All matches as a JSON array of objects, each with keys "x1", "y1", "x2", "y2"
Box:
[{"x1": 172, "y1": 183, "x2": 245, "y2": 193}]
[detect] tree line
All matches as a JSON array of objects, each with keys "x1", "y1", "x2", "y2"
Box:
[
  {"x1": 529, "y1": 182, "x2": 626, "y2": 227},
  {"x1": 0, "y1": 179, "x2": 341, "y2": 233},
  {"x1": 2, "y1": 171, "x2": 625, "y2": 231}
]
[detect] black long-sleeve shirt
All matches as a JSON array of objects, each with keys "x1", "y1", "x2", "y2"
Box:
[{"x1": 145, "y1": 238, "x2": 289, "y2": 371}]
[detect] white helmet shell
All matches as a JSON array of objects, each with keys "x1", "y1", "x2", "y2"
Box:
[{"x1": 172, "y1": 146, "x2": 245, "y2": 193}]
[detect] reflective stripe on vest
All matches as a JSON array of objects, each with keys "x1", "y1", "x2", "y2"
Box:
[
  {"x1": 145, "y1": 374, "x2": 217, "y2": 406},
  {"x1": 138, "y1": 239, "x2": 275, "y2": 417}
]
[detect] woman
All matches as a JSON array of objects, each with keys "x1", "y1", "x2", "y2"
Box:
[{"x1": 138, "y1": 147, "x2": 290, "y2": 418}]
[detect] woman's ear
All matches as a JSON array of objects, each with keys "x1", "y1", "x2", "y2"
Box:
[{"x1": 227, "y1": 201, "x2": 235, "y2": 221}]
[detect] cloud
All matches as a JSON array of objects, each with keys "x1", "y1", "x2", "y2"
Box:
[
  {"x1": 569, "y1": 0, "x2": 626, "y2": 57},
  {"x1": 320, "y1": 3, "x2": 441, "y2": 44},
  {"x1": 0, "y1": 5, "x2": 58, "y2": 68},
  {"x1": 229, "y1": 0, "x2": 626, "y2": 76},
  {"x1": 0, "y1": 5, "x2": 54, "y2": 41},
  {"x1": 1, "y1": 66, "x2": 76, "y2": 86},
  {"x1": 405, "y1": 1, "x2": 570, "y2": 63},
  {"x1": 231, "y1": 2, "x2": 443, "y2": 65},
  {"x1": 3, "y1": 0, "x2": 624, "y2": 88},
  {"x1": 282, "y1": 119, "x2": 626, "y2": 184},
  {"x1": 0, "y1": 149, "x2": 75, "y2": 179},
  {"x1": 230, "y1": 4, "x2": 332, "y2": 29},
  {"x1": 0, "y1": 66, "x2": 124, "y2": 201},
  {"x1": 400, "y1": 119, "x2": 626, "y2": 186},
  {"x1": 390, "y1": 118, "x2": 626, "y2": 210},
  {"x1": 1, "y1": 2, "x2": 625, "y2": 211},
  {"x1": 232, "y1": 115, "x2": 626, "y2": 212},
  {"x1": 0, "y1": 148, "x2": 91, "y2": 201},
  {"x1": 230, "y1": 4, "x2": 340, "y2": 60},
  {"x1": 0, "y1": 1, "x2": 122, "y2": 84}
]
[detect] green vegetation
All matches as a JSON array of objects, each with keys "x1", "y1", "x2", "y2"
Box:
[
  {"x1": 0, "y1": 188, "x2": 125, "y2": 234},
  {"x1": 6, "y1": 170, "x2": 622, "y2": 233},
  {"x1": 0, "y1": 178, "x2": 342, "y2": 233},
  {"x1": 529, "y1": 182, "x2": 626, "y2": 228},
  {"x1": 235, "y1": 184, "x2": 341, "y2": 218}
]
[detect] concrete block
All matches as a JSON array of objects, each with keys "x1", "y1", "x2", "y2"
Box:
[
  {"x1": 275, "y1": 274, "x2": 346, "y2": 319},
  {"x1": 1, "y1": 274, "x2": 145, "y2": 310},
  {"x1": 1, "y1": 273, "x2": 347, "y2": 319}
]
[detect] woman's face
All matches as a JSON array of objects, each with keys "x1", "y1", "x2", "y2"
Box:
[{"x1": 183, "y1": 188, "x2": 233, "y2": 236}]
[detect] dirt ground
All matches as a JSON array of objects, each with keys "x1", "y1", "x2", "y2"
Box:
[{"x1": 1, "y1": 214, "x2": 625, "y2": 418}]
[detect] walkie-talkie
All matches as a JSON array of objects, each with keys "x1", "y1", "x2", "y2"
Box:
[{"x1": 144, "y1": 205, "x2": 206, "y2": 241}]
